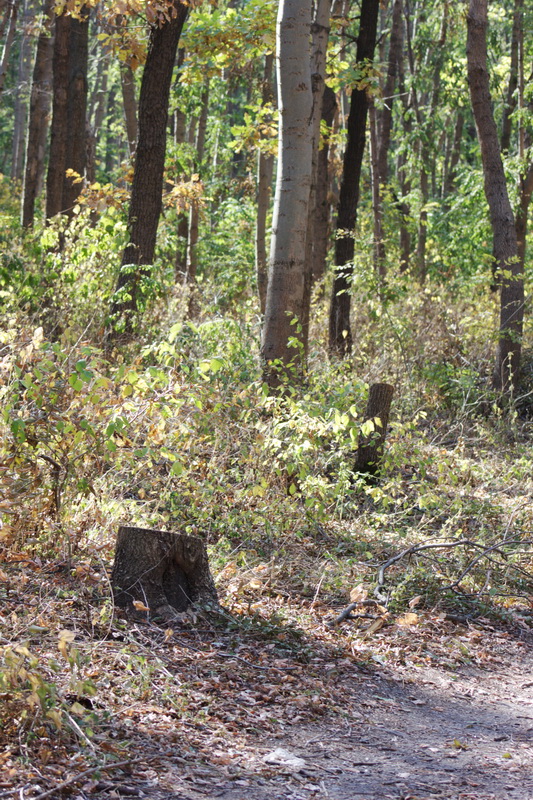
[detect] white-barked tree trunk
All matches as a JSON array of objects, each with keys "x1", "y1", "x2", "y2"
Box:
[{"x1": 261, "y1": 0, "x2": 314, "y2": 388}]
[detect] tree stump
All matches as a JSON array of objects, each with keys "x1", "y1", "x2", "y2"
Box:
[
  {"x1": 355, "y1": 382, "x2": 394, "y2": 482},
  {"x1": 111, "y1": 526, "x2": 218, "y2": 620}
]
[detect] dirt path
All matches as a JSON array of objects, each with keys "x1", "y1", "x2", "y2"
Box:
[{"x1": 94, "y1": 632, "x2": 533, "y2": 800}]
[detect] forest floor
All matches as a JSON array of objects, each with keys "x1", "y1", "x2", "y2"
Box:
[{"x1": 1, "y1": 554, "x2": 533, "y2": 800}]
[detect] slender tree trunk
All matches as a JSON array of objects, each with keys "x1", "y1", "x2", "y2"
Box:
[
  {"x1": 500, "y1": 0, "x2": 522, "y2": 153},
  {"x1": 467, "y1": 0, "x2": 523, "y2": 392},
  {"x1": 62, "y1": 8, "x2": 89, "y2": 215},
  {"x1": 21, "y1": 0, "x2": 54, "y2": 226},
  {"x1": 369, "y1": 100, "x2": 386, "y2": 276},
  {"x1": 11, "y1": 0, "x2": 33, "y2": 181},
  {"x1": 256, "y1": 52, "x2": 274, "y2": 315},
  {"x1": 0, "y1": 0, "x2": 17, "y2": 93},
  {"x1": 377, "y1": 0, "x2": 402, "y2": 186},
  {"x1": 104, "y1": 87, "x2": 116, "y2": 174},
  {"x1": 45, "y1": 6, "x2": 89, "y2": 220},
  {"x1": 311, "y1": 84, "x2": 336, "y2": 283},
  {"x1": 355, "y1": 382, "x2": 394, "y2": 481},
  {"x1": 328, "y1": 0, "x2": 379, "y2": 357},
  {"x1": 302, "y1": 0, "x2": 329, "y2": 349},
  {"x1": 516, "y1": 163, "x2": 533, "y2": 271},
  {"x1": 109, "y1": 1, "x2": 189, "y2": 338},
  {"x1": 86, "y1": 48, "x2": 110, "y2": 183},
  {"x1": 261, "y1": 0, "x2": 314, "y2": 388},
  {"x1": 396, "y1": 46, "x2": 411, "y2": 273},
  {"x1": 185, "y1": 78, "x2": 209, "y2": 288},
  {"x1": 46, "y1": 10, "x2": 70, "y2": 219},
  {"x1": 120, "y1": 62, "x2": 138, "y2": 156},
  {"x1": 442, "y1": 110, "x2": 464, "y2": 198}
]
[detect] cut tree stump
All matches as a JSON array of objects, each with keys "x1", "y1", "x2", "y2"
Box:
[
  {"x1": 355, "y1": 382, "x2": 394, "y2": 482},
  {"x1": 111, "y1": 526, "x2": 218, "y2": 620}
]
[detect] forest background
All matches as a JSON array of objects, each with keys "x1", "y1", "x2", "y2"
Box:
[{"x1": 0, "y1": 0, "x2": 533, "y2": 793}]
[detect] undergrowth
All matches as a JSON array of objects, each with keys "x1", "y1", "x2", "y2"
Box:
[{"x1": 1, "y1": 199, "x2": 532, "y2": 787}]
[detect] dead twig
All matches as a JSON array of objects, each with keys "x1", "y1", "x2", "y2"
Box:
[
  {"x1": 375, "y1": 538, "x2": 533, "y2": 601},
  {"x1": 32, "y1": 759, "x2": 134, "y2": 800}
]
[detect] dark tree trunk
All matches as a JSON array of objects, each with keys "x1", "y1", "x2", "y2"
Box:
[
  {"x1": 21, "y1": 0, "x2": 54, "y2": 227},
  {"x1": 45, "y1": 10, "x2": 70, "y2": 219},
  {"x1": 467, "y1": 0, "x2": 523, "y2": 393},
  {"x1": 112, "y1": 526, "x2": 218, "y2": 621},
  {"x1": 500, "y1": 0, "x2": 522, "y2": 153},
  {"x1": 109, "y1": 1, "x2": 188, "y2": 338},
  {"x1": 62, "y1": 9, "x2": 89, "y2": 215},
  {"x1": 355, "y1": 382, "x2": 394, "y2": 481},
  {"x1": 328, "y1": 0, "x2": 379, "y2": 357},
  {"x1": 45, "y1": 6, "x2": 88, "y2": 220}
]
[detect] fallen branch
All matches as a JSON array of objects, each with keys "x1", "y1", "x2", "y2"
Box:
[
  {"x1": 32, "y1": 759, "x2": 134, "y2": 800},
  {"x1": 375, "y1": 537, "x2": 533, "y2": 601}
]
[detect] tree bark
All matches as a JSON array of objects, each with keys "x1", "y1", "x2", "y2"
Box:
[
  {"x1": 442, "y1": 110, "x2": 464, "y2": 199},
  {"x1": 328, "y1": 0, "x2": 379, "y2": 357},
  {"x1": 369, "y1": 99, "x2": 386, "y2": 276},
  {"x1": 112, "y1": 526, "x2": 218, "y2": 621},
  {"x1": 108, "y1": 0, "x2": 189, "y2": 339},
  {"x1": 185, "y1": 78, "x2": 209, "y2": 289},
  {"x1": 21, "y1": 0, "x2": 54, "y2": 227},
  {"x1": 377, "y1": 0, "x2": 403, "y2": 186},
  {"x1": 0, "y1": 0, "x2": 17, "y2": 93},
  {"x1": 355, "y1": 382, "x2": 394, "y2": 482},
  {"x1": 311, "y1": 84, "x2": 336, "y2": 283},
  {"x1": 62, "y1": 8, "x2": 89, "y2": 216},
  {"x1": 120, "y1": 62, "x2": 138, "y2": 156},
  {"x1": 500, "y1": 0, "x2": 522, "y2": 153},
  {"x1": 11, "y1": 0, "x2": 33, "y2": 181},
  {"x1": 256, "y1": 52, "x2": 274, "y2": 315},
  {"x1": 261, "y1": 0, "x2": 314, "y2": 388},
  {"x1": 397, "y1": 40, "x2": 411, "y2": 273},
  {"x1": 45, "y1": 9, "x2": 70, "y2": 219},
  {"x1": 467, "y1": 0, "x2": 523, "y2": 392},
  {"x1": 300, "y1": 0, "x2": 330, "y2": 351}
]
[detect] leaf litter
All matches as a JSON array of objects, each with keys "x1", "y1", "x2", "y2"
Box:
[{"x1": 1, "y1": 546, "x2": 532, "y2": 800}]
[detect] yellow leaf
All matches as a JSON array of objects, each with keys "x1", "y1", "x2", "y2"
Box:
[
  {"x1": 58, "y1": 630, "x2": 76, "y2": 643},
  {"x1": 164, "y1": 628, "x2": 174, "y2": 642},
  {"x1": 396, "y1": 612, "x2": 419, "y2": 627},
  {"x1": 133, "y1": 601, "x2": 150, "y2": 612}
]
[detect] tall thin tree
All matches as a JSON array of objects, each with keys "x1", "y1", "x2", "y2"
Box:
[
  {"x1": 467, "y1": 0, "x2": 523, "y2": 392},
  {"x1": 328, "y1": 0, "x2": 379, "y2": 356},
  {"x1": 109, "y1": 1, "x2": 189, "y2": 338}
]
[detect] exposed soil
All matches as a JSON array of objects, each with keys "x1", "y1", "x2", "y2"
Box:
[
  {"x1": 44, "y1": 626, "x2": 531, "y2": 800},
  {"x1": 2, "y1": 558, "x2": 533, "y2": 800}
]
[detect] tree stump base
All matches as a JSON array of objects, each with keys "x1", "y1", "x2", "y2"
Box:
[
  {"x1": 355, "y1": 382, "x2": 394, "y2": 482},
  {"x1": 111, "y1": 526, "x2": 218, "y2": 621}
]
